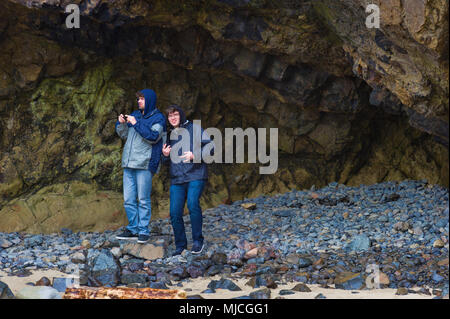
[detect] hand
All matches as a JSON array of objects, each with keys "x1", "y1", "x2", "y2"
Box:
[
  {"x1": 181, "y1": 151, "x2": 194, "y2": 163},
  {"x1": 118, "y1": 114, "x2": 126, "y2": 124},
  {"x1": 162, "y1": 144, "x2": 171, "y2": 157},
  {"x1": 126, "y1": 115, "x2": 137, "y2": 125}
]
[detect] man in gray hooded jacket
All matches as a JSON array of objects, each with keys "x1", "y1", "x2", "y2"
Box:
[{"x1": 115, "y1": 89, "x2": 167, "y2": 243}]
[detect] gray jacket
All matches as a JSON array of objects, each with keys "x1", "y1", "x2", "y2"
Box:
[{"x1": 116, "y1": 121, "x2": 166, "y2": 173}]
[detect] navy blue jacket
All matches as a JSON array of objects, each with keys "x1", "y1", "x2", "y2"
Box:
[
  {"x1": 163, "y1": 114, "x2": 213, "y2": 185},
  {"x1": 115, "y1": 89, "x2": 167, "y2": 174}
]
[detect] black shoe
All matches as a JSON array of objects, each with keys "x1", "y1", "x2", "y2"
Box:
[
  {"x1": 172, "y1": 248, "x2": 185, "y2": 257},
  {"x1": 191, "y1": 242, "x2": 204, "y2": 254},
  {"x1": 116, "y1": 229, "x2": 138, "y2": 240},
  {"x1": 137, "y1": 234, "x2": 150, "y2": 244}
]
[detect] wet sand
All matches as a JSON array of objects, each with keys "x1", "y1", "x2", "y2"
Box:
[{"x1": 0, "y1": 269, "x2": 436, "y2": 299}]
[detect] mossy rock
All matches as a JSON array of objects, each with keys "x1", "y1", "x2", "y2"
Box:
[{"x1": 0, "y1": 181, "x2": 128, "y2": 234}]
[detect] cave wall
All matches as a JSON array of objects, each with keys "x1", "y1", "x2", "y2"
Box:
[{"x1": 0, "y1": 0, "x2": 448, "y2": 233}]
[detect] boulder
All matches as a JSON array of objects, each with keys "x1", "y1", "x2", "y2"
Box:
[
  {"x1": 241, "y1": 203, "x2": 257, "y2": 210},
  {"x1": 334, "y1": 272, "x2": 365, "y2": 290},
  {"x1": 0, "y1": 281, "x2": 15, "y2": 299},
  {"x1": 207, "y1": 278, "x2": 242, "y2": 291},
  {"x1": 348, "y1": 234, "x2": 371, "y2": 252},
  {"x1": 86, "y1": 249, "x2": 121, "y2": 287},
  {"x1": 292, "y1": 283, "x2": 312, "y2": 292},
  {"x1": 35, "y1": 277, "x2": 51, "y2": 286},
  {"x1": 121, "y1": 241, "x2": 167, "y2": 261},
  {"x1": 249, "y1": 288, "x2": 271, "y2": 299},
  {"x1": 120, "y1": 273, "x2": 149, "y2": 286}
]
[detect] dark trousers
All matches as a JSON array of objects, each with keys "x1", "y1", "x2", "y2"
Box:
[{"x1": 169, "y1": 180, "x2": 205, "y2": 250}]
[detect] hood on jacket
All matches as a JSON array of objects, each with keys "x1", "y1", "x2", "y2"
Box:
[
  {"x1": 139, "y1": 89, "x2": 157, "y2": 116},
  {"x1": 167, "y1": 104, "x2": 187, "y2": 128}
]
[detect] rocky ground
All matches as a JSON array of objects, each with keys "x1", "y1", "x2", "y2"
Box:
[{"x1": 1, "y1": 180, "x2": 448, "y2": 299}]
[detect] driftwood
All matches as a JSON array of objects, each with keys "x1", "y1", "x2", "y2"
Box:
[{"x1": 63, "y1": 287, "x2": 187, "y2": 299}]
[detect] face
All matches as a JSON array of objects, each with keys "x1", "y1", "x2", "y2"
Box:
[
  {"x1": 137, "y1": 96, "x2": 145, "y2": 110},
  {"x1": 168, "y1": 111, "x2": 180, "y2": 127}
]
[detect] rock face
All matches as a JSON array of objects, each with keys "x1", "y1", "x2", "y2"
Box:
[
  {"x1": 315, "y1": 0, "x2": 449, "y2": 144},
  {"x1": 0, "y1": 0, "x2": 448, "y2": 233}
]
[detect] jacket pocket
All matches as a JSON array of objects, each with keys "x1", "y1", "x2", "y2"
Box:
[{"x1": 129, "y1": 134, "x2": 153, "y2": 168}]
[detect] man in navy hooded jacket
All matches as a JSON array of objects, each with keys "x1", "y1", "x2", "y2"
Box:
[{"x1": 115, "y1": 89, "x2": 167, "y2": 243}]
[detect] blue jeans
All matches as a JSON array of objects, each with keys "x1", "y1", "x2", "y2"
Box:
[
  {"x1": 170, "y1": 180, "x2": 205, "y2": 250},
  {"x1": 123, "y1": 168, "x2": 152, "y2": 236}
]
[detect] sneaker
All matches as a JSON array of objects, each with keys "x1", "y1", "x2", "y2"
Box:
[
  {"x1": 116, "y1": 229, "x2": 138, "y2": 240},
  {"x1": 191, "y1": 242, "x2": 204, "y2": 254},
  {"x1": 172, "y1": 248, "x2": 185, "y2": 257},
  {"x1": 137, "y1": 234, "x2": 150, "y2": 244}
]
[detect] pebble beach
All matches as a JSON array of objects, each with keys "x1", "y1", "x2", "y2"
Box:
[{"x1": 1, "y1": 180, "x2": 448, "y2": 299}]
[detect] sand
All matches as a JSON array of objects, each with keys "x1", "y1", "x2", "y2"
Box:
[{"x1": 0, "y1": 269, "x2": 438, "y2": 299}]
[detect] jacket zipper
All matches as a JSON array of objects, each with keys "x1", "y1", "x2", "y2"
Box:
[{"x1": 126, "y1": 127, "x2": 136, "y2": 166}]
